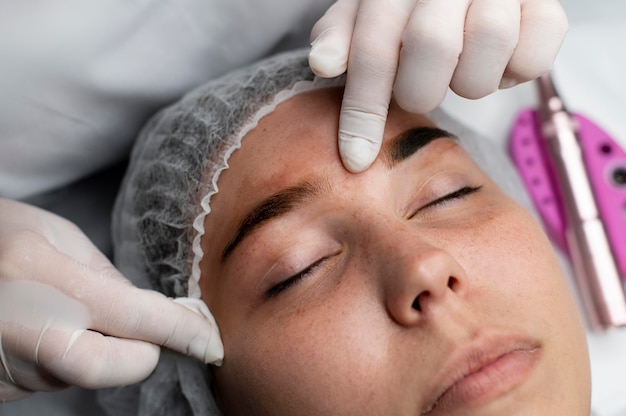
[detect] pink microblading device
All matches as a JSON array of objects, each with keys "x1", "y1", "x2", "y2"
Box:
[{"x1": 509, "y1": 72, "x2": 626, "y2": 330}]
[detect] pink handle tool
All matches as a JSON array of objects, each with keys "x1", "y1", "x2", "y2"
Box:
[{"x1": 509, "y1": 73, "x2": 626, "y2": 330}]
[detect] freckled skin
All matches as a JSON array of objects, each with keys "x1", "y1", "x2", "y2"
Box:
[{"x1": 200, "y1": 88, "x2": 591, "y2": 415}]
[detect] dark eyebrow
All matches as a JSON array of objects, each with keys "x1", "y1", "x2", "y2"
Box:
[
  {"x1": 382, "y1": 126, "x2": 457, "y2": 169},
  {"x1": 220, "y1": 181, "x2": 325, "y2": 263}
]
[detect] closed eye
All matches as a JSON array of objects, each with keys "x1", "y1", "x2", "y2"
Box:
[
  {"x1": 412, "y1": 185, "x2": 482, "y2": 217},
  {"x1": 264, "y1": 256, "x2": 329, "y2": 300}
]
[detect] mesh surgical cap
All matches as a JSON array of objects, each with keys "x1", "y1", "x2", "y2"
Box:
[{"x1": 105, "y1": 48, "x2": 534, "y2": 416}]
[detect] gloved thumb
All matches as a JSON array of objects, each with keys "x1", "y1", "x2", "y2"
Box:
[
  {"x1": 309, "y1": 0, "x2": 389, "y2": 172},
  {"x1": 337, "y1": 102, "x2": 387, "y2": 172},
  {"x1": 313, "y1": 3, "x2": 396, "y2": 173},
  {"x1": 310, "y1": 0, "x2": 410, "y2": 173}
]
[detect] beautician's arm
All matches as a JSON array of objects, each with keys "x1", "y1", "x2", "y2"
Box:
[{"x1": 310, "y1": 0, "x2": 569, "y2": 172}]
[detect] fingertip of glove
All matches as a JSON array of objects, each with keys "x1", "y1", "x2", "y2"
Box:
[
  {"x1": 498, "y1": 76, "x2": 520, "y2": 90},
  {"x1": 309, "y1": 30, "x2": 348, "y2": 78},
  {"x1": 173, "y1": 297, "x2": 224, "y2": 365},
  {"x1": 187, "y1": 322, "x2": 224, "y2": 366},
  {"x1": 339, "y1": 136, "x2": 378, "y2": 173},
  {"x1": 205, "y1": 329, "x2": 224, "y2": 366}
]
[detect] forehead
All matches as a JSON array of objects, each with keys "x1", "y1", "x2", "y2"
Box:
[
  {"x1": 221, "y1": 87, "x2": 437, "y2": 197},
  {"x1": 238, "y1": 87, "x2": 344, "y2": 189}
]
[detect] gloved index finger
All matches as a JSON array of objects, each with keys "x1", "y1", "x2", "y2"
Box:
[
  {"x1": 22, "y1": 243, "x2": 224, "y2": 365},
  {"x1": 338, "y1": 0, "x2": 415, "y2": 172},
  {"x1": 93, "y1": 284, "x2": 223, "y2": 365},
  {"x1": 75, "y1": 248, "x2": 223, "y2": 365},
  {"x1": 44, "y1": 217, "x2": 223, "y2": 364}
]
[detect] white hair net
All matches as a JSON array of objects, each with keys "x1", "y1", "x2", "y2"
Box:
[{"x1": 100, "y1": 48, "x2": 533, "y2": 415}]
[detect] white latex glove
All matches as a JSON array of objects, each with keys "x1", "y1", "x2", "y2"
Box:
[
  {"x1": 0, "y1": 198, "x2": 223, "y2": 402},
  {"x1": 309, "y1": 0, "x2": 569, "y2": 172}
]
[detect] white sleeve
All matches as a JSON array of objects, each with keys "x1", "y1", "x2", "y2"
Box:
[{"x1": 0, "y1": 0, "x2": 332, "y2": 199}]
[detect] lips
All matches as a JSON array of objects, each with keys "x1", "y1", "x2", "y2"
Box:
[{"x1": 421, "y1": 330, "x2": 542, "y2": 415}]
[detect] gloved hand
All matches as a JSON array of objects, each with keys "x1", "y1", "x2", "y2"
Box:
[
  {"x1": 309, "y1": 0, "x2": 569, "y2": 172},
  {"x1": 0, "y1": 198, "x2": 223, "y2": 402}
]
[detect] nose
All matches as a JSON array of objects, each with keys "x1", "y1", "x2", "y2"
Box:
[{"x1": 378, "y1": 231, "x2": 469, "y2": 327}]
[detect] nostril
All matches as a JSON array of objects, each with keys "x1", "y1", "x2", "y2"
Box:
[
  {"x1": 412, "y1": 296, "x2": 422, "y2": 312},
  {"x1": 411, "y1": 278, "x2": 458, "y2": 313}
]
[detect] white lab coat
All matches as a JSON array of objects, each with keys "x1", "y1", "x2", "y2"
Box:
[{"x1": 0, "y1": 0, "x2": 332, "y2": 200}]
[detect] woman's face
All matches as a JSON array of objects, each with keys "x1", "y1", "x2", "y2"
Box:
[{"x1": 200, "y1": 88, "x2": 590, "y2": 415}]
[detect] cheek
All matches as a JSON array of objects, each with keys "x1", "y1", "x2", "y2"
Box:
[
  {"x1": 455, "y1": 204, "x2": 572, "y2": 322},
  {"x1": 214, "y1": 280, "x2": 409, "y2": 414}
]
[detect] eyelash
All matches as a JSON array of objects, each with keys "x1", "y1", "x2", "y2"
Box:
[
  {"x1": 414, "y1": 185, "x2": 482, "y2": 215},
  {"x1": 265, "y1": 256, "x2": 328, "y2": 299}
]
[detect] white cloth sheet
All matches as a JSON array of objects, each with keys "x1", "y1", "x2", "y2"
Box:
[{"x1": 0, "y1": 0, "x2": 332, "y2": 199}]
